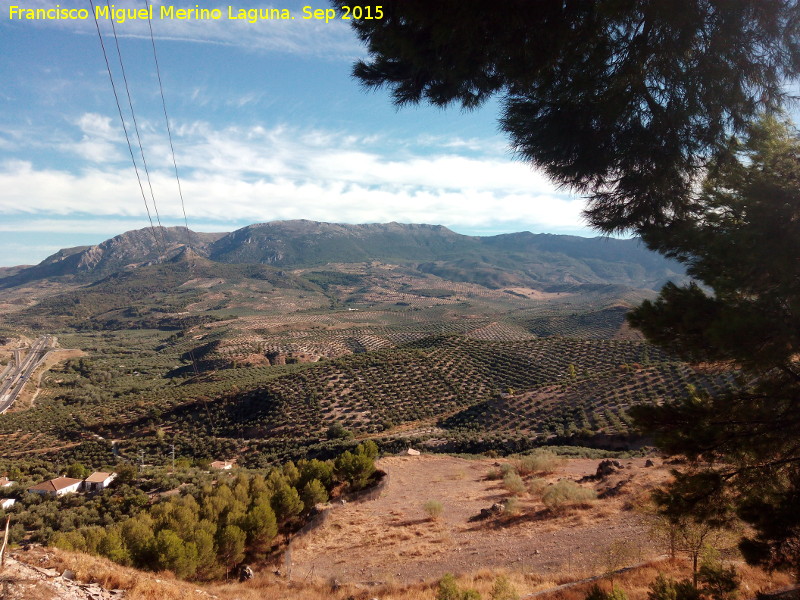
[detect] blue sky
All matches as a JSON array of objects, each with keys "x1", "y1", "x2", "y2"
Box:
[{"x1": 0, "y1": 0, "x2": 597, "y2": 267}]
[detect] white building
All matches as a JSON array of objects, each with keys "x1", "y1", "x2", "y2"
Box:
[
  {"x1": 0, "y1": 498, "x2": 15, "y2": 510},
  {"x1": 83, "y1": 472, "x2": 117, "y2": 492},
  {"x1": 210, "y1": 460, "x2": 234, "y2": 470},
  {"x1": 27, "y1": 477, "x2": 83, "y2": 497}
]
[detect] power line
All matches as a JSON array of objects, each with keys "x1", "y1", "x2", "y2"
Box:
[
  {"x1": 145, "y1": 0, "x2": 190, "y2": 235},
  {"x1": 104, "y1": 0, "x2": 167, "y2": 253},
  {"x1": 89, "y1": 0, "x2": 161, "y2": 248}
]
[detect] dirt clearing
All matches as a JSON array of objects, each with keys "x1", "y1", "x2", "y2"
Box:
[{"x1": 289, "y1": 454, "x2": 671, "y2": 586}]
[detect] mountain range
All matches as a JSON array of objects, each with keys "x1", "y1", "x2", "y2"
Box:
[{"x1": 0, "y1": 220, "x2": 684, "y2": 291}]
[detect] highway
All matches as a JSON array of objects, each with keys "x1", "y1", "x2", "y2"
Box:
[{"x1": 0, "y1": 335, "x2": 55, "y2": 414}]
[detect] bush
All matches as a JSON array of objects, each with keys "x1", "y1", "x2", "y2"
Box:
[
  {"x1": 503, "y1": 471, "x2": 526, "y2": 495},
  {"x1": 528, "y1": 477, "x2": 548, "y2": 497},
  {"x1": 502, "y1": 497, "x2": 521, "y2": 516},
  {"x1": 487, "y1": 468, "x2": 504, "y2": 480},
  {"x1": 437, "y1": 573, "x2": 482, "y2": 600},
  {"x1": 542, "y1": 480, "x2": 597, "y2": 513},
  {"x1": 491, "y1": 574, "x2": 519, "y2": 600},
  {"x1": 647, "y1": 574, "x2": 701, "y2": 600},
  {"x1": 586, "y1": 584, "x2": 629, "y2": 600},
  {"x1": 326, "y1": 422, "x2": 353, "y2": 440},
  {"x1": 516, "y1": 450, "x2": 565, "y2": 475},
  {"x1": 698, "y1": 562, "x2": 740, "y2": 600},
  {"x1": 424, "y1": 500, "x2": 444, "y2": 520}
]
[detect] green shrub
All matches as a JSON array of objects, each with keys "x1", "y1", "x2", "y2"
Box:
[
  {"x1": 698, "y1": 562, "x2": 740, "y2": 600},
  {"x1": 424, "y1": 500, "x2": 444, "y2": 520},
  {"x1": 326, "y1": 422, "x2": 353, "y2": 440},
  {"x1": 437, "y1": 573, "x2": 482, "y2": 600},
  {"x1": 491, "y1": 574, "x2": 519, "y2": 600},
  {"x1": 528, "y1": 477, "x2": 548, "y2": 497},
  {"x1": 585, "y1": 584, "x2": 629, "y2": 600},
  {"x1": 502, "y1": 497, "x2": 521, "y2": 516},
  {"x1": 542, "y1": 480, "x2": 597, "y2": 513},
  {"x1": 502, "y1": 471, "x2": 526, "y2": 495},
  {"x1": 437, "y1": 573, "x2": 462, "y2": 600},
  {"x1": 647, "y1": 574, "x2": 701, "y2": 600},
  {"x1": 516, "y1": 450, "x2": 565, "y2": 475}
]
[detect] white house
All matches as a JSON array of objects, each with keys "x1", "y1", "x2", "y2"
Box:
[
  {"x1": 210, "y1": 460, "x2": 234, "y2": 470},
  {"x1": 27, "y1": 477, "x2": 83, "y2": 497},
  {"x1": 83, "y1": 472, "x2": 117, "y2": 492},
  {"x1": 0, "y1": 498, "x2": 15, "y2": 510},
  {"x1": 0, "y1": 477, "x2": 15, "y2": 488}
]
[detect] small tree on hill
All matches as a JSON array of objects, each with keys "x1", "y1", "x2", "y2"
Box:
[
  {"x1": 216, "y1": 524, "x2": 246, "y2": 579},
  {"x1": 335, "y1": 447, "x2": 376, "y2": 490},
  {"x1": 270, "y1": 480, "x2": 304, "y2": 523},
  {"x1": 300, "y1": 479, "x2": 328, "y2": 510}
]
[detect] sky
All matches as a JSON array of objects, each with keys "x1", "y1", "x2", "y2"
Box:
[{"x1": 0, "y1": 0, "x2": 599, "y2": 267}]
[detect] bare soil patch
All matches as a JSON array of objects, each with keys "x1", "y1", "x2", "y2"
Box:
[{"x1": 289, "y1": 454, "x2": 671, "y2": 587}]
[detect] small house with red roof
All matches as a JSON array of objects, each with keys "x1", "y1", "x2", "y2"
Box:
[{"x1": 27, "y1": 477, "x2": 83, "y2": 497}]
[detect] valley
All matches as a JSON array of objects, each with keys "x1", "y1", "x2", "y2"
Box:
[{"x1": 0, "y1": 221, "x2": 766, "y2": 599}]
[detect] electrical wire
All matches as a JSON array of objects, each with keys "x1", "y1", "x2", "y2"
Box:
[
  {"x1": 144, "y1": 0, "x2": 190, "y2": 236},
  {"x1": 104, "y1": 0, "x2": 167, "y2": 252},
  {"x1": 88, "y1": 0, "x2": 161, "y2": 249}
]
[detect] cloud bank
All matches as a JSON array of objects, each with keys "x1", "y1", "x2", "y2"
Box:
[{"x1": 0, "y1": 118, "x2": 587, "y2": 235}]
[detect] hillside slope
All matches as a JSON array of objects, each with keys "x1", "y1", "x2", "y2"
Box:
[{"x1": 0, "y1": 221, "x2": 684, "y2": 292}]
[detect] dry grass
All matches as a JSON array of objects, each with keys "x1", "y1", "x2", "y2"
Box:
[{"x1": 18, "y1": 545, "x2": 794, "y2": 600}]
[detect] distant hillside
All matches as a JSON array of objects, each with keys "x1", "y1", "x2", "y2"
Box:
[
  {"x1": 0, "y1": 227, "x2": 224, "y2": 289},
  {"x1": 1, "y1": 220, "x2": 684, "y2": 292},
  {"x1": 17, "y1": 247, "x2": 318, "y2": 330}
]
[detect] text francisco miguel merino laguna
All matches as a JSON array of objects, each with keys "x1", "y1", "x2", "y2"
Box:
[{"x1": 7, "y1": 4, "x2": 369, "y2": 24}]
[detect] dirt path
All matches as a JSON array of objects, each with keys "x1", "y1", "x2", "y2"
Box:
[{"x1": 289, "y1": 454, "x2": 669, "y2": 586}]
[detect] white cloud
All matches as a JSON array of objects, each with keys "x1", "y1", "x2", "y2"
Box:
[
  {"x1": 63, "y1": 113, "x2": 123, "y2": 162},
  {"x1": 0, "y1": 119, "x2": 589, "y2": 234}
]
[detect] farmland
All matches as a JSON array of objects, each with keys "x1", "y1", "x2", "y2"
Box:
[{"x1": 0, "y1": 282, "x2": 733, "y2": 468}]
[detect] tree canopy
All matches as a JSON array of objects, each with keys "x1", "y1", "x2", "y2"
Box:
[
  {"x1": 336, "y1": 0, "x2": 800, "y2": 233},
  {"x1": 628, "y1": 117, "x2": 800, "y2": 578}
]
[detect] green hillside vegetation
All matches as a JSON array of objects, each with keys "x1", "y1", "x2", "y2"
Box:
[
  {"x1": 0, "y1": 443, "x2": 379, "y2": 582},
  {"x1": 0, "y1": 317, "x2": 735, "y2": 467},
  {"x1": 0, "y1": 221, "x2": 702, "y2": 472}
]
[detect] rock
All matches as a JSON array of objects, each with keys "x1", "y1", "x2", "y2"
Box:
[
  {"x1": 331, "y1": 579, "x2": 342, "y2": 591},
  {"x1": 645, "y1": 459, "x2": 655, "y2": 467},
  {"x1": 596, "y1": 459, "x2": 624, "y2": 478},
  {"x1": 490, "y1": 502, "x2": 505, "y2": 514},
  {"x1": 62, "y1": 569, "x2": 75, "y2": 580},
  {"x1": 238, "y1": 564, "x2": 254, "y2": 582}
]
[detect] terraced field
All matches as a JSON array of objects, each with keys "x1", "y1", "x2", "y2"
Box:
[{"x1": 0, "y1": 253, "x2": 717, "y2": 468}]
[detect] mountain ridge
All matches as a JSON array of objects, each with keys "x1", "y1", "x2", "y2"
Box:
[{"x1": 0, "y1": 220, "x2": 684, "y2": 291}]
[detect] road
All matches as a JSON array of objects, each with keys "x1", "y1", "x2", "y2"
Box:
[{"x1": 0, "y1": 335, "x2": 55, "y2": 414}]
